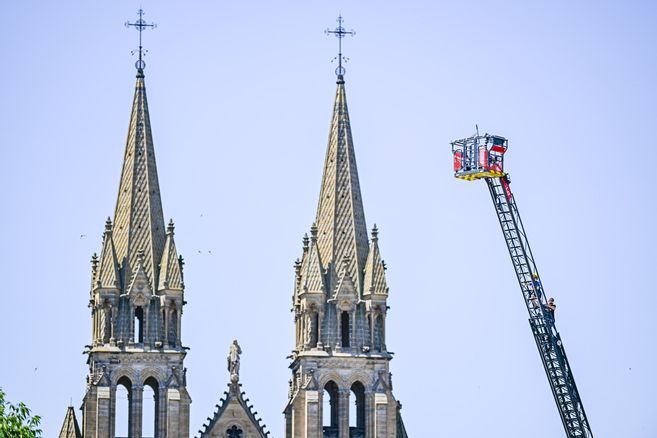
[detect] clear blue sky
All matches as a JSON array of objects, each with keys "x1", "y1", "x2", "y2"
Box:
[{"x1": 1, "y1": 1, "x2": 656, "y2": 436}]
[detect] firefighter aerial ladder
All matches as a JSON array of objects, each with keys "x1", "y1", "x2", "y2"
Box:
[{"x1": 451, "y1": 132, "x2": 593, "y2": 438}]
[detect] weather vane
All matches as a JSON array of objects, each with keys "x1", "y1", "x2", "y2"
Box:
[
  {"x1": 125, "y1": 9, "x2": 157, "y2": 70},
  {"x1": 325, "y1": 15, "x2": 355, "y2": 78}
]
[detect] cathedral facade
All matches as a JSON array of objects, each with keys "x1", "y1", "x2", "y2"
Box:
[{"x1": 59, "y1": 31, "x2": 407, "y2": 438}]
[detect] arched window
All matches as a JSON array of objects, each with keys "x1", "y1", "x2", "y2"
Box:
[
  {"x1": 350, "y1": 382, "x2": 366, "y2": 437},
  {"x1": 323, "y1": 381, "x2": 339, "y2": 437},
  {"x1": 341, "y1": 311, "x2": 350, "y2": 348},
  {"x1": 226, "y1": 425, "x2": 243, "y2": 438},
  {"x1": 134, "y1": 307, "x2": 144, "y2": 344},
  {"x1": 116, "y1": 377, "x2": 132, "y2": 437},
  {"x1": 143, "y1": 377, "x2": 159, "y2": 438}
]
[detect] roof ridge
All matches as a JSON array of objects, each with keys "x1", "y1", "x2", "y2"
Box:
[{"x1": 198, "y1": 381, "x2": 270, "y2": 438}]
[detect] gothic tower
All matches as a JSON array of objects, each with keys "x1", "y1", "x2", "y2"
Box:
[
  {"x1": 284, "y1": 70, "x2": 408, "y2": 438},
  {"x1": 81, "y1": 64, "x2": 191, "y2": 437}
]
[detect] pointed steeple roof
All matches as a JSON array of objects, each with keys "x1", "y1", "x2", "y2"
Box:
[
  {"x1": 96, "y1": 218, "x2": 120, "y2": 289},
  {"x1": 315, "y1": 78, "x2": 369, "y2": 295},
  {"x1": 299, "y1": 224, "x2": 326, "y2": 295},
  {"x1": 58, "y1": 406, "x2": 82, "y2": 438},
  {"x1": 158, "y1": 219, "x2": 184, "y2": 291},
  {"x1": 111, "y1": 69, "x2": 166, "y2": 289},
  {"x1": 363, "y1": 225, "x2": 389, "y2": 297}
]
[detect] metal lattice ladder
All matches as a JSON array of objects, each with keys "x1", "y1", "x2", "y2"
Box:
[{"x1": 486, "y1": 176, "x2": 593, "y2": 438}]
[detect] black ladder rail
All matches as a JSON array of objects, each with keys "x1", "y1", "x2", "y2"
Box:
[{"x1": 486, "y1": 176, "x2": 593, "y2": 438}]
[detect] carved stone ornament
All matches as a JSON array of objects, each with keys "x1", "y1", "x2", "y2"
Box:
[{"x1": 133, "y1": 292, "x2": 147, "y2": 306}]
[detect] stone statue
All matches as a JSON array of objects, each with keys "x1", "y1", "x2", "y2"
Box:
[{"x1": 227, "y1": 339, "x2": 242, "y2": 378}]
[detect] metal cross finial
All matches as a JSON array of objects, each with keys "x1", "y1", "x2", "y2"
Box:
[
  {"x1": 325, "y1": 15, "x2": 355, "y2": 78},
  {"x1": 125, "y1": 9, "x2": 157, "y2": 71}
]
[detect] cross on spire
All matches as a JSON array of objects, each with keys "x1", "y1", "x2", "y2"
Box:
[
  {"x1": 325, "y1": 15, "x2": 355, "y2": 79},
  {"x1": 125, "y1": 8, "x2": 157, "y2": 71}
]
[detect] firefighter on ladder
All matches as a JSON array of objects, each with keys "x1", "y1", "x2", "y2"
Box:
[
  {"x1": 533, "y1": 273, "x2": 557, "y2": 319},
  {"x1": 544, "y1": 297, "x2": 557, "y2": 354},
  {"x1": 546, "y1": 297, "x2": 556, "y2": 319},
  {"x1": 531, "y1": 273, "x2": 542, "y2": 309}
]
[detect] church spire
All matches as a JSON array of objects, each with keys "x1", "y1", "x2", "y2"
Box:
[
  {"x1": 314, "y1": 72, "x2": 369, "y2": 295},
  {"x1": 57, "y1": 405, "x2": 82, "y2": 438},
  {"x1": 111, "y1": 65, "x2": 165, "y2": 288},
  {"x1": 316, "y1": 16, "x2": 367, "y2": 295},
  {"x1": 286, "y1": 19, "x2": 407, "y2": 437},
  {"x1": 81, "y1": 15, "x2": 191, "y2": 437}
]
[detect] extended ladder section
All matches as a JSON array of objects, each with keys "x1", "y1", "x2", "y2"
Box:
[
  {"x1": 487, "y1": 176, "x2": 592, "y2": 438},
  {"x1": 452, "y1": 133, "x2": 593, "y2": 438}
]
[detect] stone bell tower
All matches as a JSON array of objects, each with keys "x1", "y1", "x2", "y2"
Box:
[
  {"x1": 284, "y1": 20, "x2": 408, "y2": 436},
  {"x1": 80, "y1": 59, "x2": 191, "y2": 437}
]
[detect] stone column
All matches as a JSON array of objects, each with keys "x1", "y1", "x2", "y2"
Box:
[
  {"x1": 305, "y1": 390, "x2": 320, "y2": 438},
  {"x1": 128, "y1": 304, "x2": 135, "y2": 345},
  {"x1": 295, "y1": 314, "x2": 300, "y2": 349},
  {"x1": 309, "y1": 312, "x2": 317, "y2": 348},
  {"x1": 373, "y1": 393, "x2": 388, "y2": 438},
  {"x1": 164, "y1": 307, "x2": 170, "y2": 348},
  {"x1": 82, "y1": 387, "x2": 96, "y2": 437},
  {"x1": 338, "y1": 388, "x2": 350, "y2": 438},
  {"x1": 130, "y1": 384, "x2": 143, "y2": 438},
  {"x1": 367, "y1": 312, "x2": 373, "y2": 349},
  {"x1": 159, "y1": 308, "x2": 164, "y2": 346},
  {"x1": 350, "y1": 310, "x2": 356, "y2": 351},
  {"x1": 109, "y1": 305, "x2": 116, "y2": 345},
  {"x1": 317, "y1": 310, "x2": 324, "y2": 349},
  {"x1": 365, "y1": 390, "x2": 375, "y2": 438},
  {"x1": 107, "y1": 385, "x2": 116, "y2": 438},
  {"x1": 304, "y1": 313, "x2": 310, "y2": 348},
  {"x1": 102, "y1": 306, "x2": 110, "y2": 344},
  {"x1": 92, "y1": 386, "x2": 114, "y2": 438},
  {"x1": 336, "y1": 311, "x2": 342, "y2": 350},
  {"x1": 91, "y1": 307, "x2": 96, "y2": 345},
  {"x1": 166, "y1": 388, "x2": 181, "y2": 438},
  {"x1": 176, "y1": 309, "x2": 181, "y2": 346},
  {"x1": 144, "y1": 306, "x2": 150, "y2": 347},
  {"x1": 157, "y1": 385, "x2": 167, "y2": 438}
]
